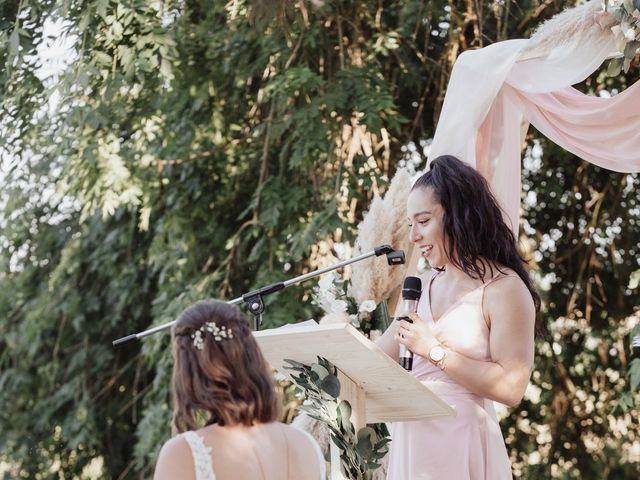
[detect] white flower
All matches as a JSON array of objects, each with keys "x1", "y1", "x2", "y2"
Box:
[
  {"x1": 622, "y1": 22, "x2": 637, "y2": 40},
  {"x1": 273, "y1": 372, "x2": 287, "y2": 382},
  {"x1": 318, "y1": 273, "x2": 335, "y2": 291},
  {"x1": 318, "y1": 289, "x2": 336, "y2": 305},
  {"x1": 349, "y1": 314, "x2": 361, "y2": 328},
  {"x1": 315, "y1": 278, "x2": 337, "y2": 312},
  {"x1": 330, "y1": 299, "x2": 348, "y2": 314},
  {"x1": 368, "y1": 329, "x2": 382, "y2": 342},
  {"x1": 607, "y1": 0, "x2": 624, "y2": 10},
  {"x1": 358, "y1": 300, "x2": 377, "y2": 313}
]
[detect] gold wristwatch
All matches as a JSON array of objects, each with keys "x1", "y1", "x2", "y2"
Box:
[{"x1": 428, "y1": 345, "x2": 447, "y2": 370}]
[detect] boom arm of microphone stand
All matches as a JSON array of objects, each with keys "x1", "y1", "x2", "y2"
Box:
[{"x1": 112, "y1": 244, "x2": 405, "y2": 347}]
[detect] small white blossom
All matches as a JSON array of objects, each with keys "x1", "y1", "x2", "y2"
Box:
[
  {"x1": 191, "y1": 321, "x2": 234, "y2": 350},
  {"x1": 317, "y1": 290, "x2": 336, "y2": 311},
  {"x1": 622, "y1": 22, "x2": 637, "y2": 40},
  {"x1": 330, "y1": 299, "x2": 348, "y2": 314},
  {"x1": 358, "y1": 300, "x2": 377, "y2": 313},
  {"x1": 368, "y1": 329, "x2": 382, "y2": 342},
  {"x1": 318, "y1": 273, "x2": 336, "y2": 291},
  {"x1": 273, "y1": 372, "x2": 287, "y2": 381}
]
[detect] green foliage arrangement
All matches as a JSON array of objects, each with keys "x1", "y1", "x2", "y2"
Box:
[
  {"x1": 284, "y1": 357, "x2": 390, "y2": 479},
  {"x1": 604, "y1": 0, "x2": 640, "y2": 74}
]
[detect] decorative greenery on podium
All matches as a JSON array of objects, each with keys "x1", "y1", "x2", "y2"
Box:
[{"x1": 285, "y1": 357, "x2": 390, "y2": 479}]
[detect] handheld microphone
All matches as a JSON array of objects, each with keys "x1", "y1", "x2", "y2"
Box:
[{"x1": 397, "y1": 276, "x2": 422, "y2": 371}]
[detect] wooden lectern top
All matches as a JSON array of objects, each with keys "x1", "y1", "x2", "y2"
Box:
[{"x1": 254, "y1": 322, "x2": 455, "y2": 424}]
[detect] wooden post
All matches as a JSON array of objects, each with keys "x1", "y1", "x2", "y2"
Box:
[{"x1": 330, "y1": 369, "x2": 366, "y2": 480}]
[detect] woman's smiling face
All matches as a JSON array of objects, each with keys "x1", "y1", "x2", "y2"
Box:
[{"x1": 407, "y1": 186, "x2": 450, "y2": 269}]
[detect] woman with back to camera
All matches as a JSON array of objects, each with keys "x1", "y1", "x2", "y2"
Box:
[
  {"x1": 154, "y1": 300, "x2": 325, "y2": 480},
  {"x1": 377, "y1": 155, "x2": 539, "y2": 479}
]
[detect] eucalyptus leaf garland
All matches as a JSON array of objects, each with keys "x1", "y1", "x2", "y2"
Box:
[
  {"x1": 285, "y1": 357, "x2": 390, "y2": 479},
  {"x1": 604, "y1": 0, "x2": 640, "y2": 74}
]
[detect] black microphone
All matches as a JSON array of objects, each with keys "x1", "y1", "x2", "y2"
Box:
[{"x1": 397, "y1": 276, "x2": 422, "y2": 371}]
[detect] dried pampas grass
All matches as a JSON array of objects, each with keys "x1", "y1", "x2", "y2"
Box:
[
  {"x1": 519, "y1": 0, "x2": 608, "y2": 61},
  {"x1": 348, "y1": 169, "x2": 412, "y2": 306}
]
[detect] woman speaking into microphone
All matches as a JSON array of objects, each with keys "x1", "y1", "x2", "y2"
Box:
[{"x1": 376, "y1": 156, "x2": 539, "y2": 479}]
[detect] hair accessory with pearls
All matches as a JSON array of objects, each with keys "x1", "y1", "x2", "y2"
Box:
[{"x1": 191, "y1": 321, "x2": 234, "y2": 350}]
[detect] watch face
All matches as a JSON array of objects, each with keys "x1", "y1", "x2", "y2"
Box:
[{"x1": 430, "y1": 346, "x2": 445, "y2": 362}]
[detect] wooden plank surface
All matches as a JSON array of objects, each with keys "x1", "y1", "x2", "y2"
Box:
[{"x1": 254, "y1": 322, "x2": 455, "y2": 423}]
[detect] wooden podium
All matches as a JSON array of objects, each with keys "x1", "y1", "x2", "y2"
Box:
[{"x1": 254, "y1": 322, "x2": 455, "y2": 479}]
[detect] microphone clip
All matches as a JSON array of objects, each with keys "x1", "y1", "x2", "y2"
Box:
[{"x1": 373, "y1": 244, "x2": 406, "y2": 266}]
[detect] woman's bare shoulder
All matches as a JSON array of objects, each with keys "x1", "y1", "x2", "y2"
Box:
[
  {"x1": 486, "y1": 268, "x2": 528, "y2": 293},
  {"x1": 484, "y1": 270, "x2": 535, "y2": 320},
  {"x1": 283, "y1": 423, "x2": 319, "y2": 444},
  {"x1": 158, "y1": 433, "x2": 191, "y2": 458},
  {"x1": 154, "y1": 434, "x2": 194, "y2": 480}
]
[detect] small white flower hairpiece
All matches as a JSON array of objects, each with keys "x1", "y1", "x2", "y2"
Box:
[{"x1": 191, "y1": 321, "x2": 234, "y2": 350}]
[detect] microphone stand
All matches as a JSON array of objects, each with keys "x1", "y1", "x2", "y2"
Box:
[{"x1": 112, "y1": 244, "x2": 405, "y2": 348}]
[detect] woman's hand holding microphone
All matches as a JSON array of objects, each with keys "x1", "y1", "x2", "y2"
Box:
[{"x1": 396, "y1": 312, "x2": 448, "y2": 370}]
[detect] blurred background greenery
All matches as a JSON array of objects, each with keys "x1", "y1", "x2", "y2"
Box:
[{"x1": 1, "y1": 0, "x2": 639, "y2": 478}]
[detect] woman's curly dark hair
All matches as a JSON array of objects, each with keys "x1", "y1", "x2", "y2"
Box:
[{"x1": 413, "y1": 155, "x2": 541, "y2": 317}]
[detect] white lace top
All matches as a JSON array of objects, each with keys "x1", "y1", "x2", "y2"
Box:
[
  {"x1": 181, "y1": 428, "x2": 325, "y2": 480},
  {"x1": 182, "y1": 431, "x2": 216, "y2": 480}
]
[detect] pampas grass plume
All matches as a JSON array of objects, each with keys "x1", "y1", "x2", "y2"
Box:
[
  {"x1": 520, "y1": 0, "x2": 607, "y2": 60},
  {"x1": 349, "y1": 169, "x2": 411, "y2": 305}
]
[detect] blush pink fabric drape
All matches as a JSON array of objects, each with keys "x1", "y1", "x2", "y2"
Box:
[{"x1": 428, "y1": 0, "x2": 640, "y2": 234}]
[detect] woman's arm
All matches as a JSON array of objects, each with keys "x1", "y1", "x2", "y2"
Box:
[
  {"x1": 454, "y1": 276, "x2": 535, "y2": 406},
  {"x1": 397, "y1": 276, "x2": 536, "y2": 407}
]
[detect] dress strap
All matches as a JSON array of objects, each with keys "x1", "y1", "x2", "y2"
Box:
[
  {"x1": 482, "y1": 271, "x2": 519, "y2": 289},
  {"x1": 182, "y1": 431, "x2": 217, "y2": 480},
  {"x1": 425, "y1": 269, "x2": 443, "y2": 291},
  {"x1": 480, "y1": 272, "x2": 519, "y2": 328}
]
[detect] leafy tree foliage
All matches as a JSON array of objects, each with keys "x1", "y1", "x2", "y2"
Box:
[{"x1": 1, "y1": 0, "x2": 638, "y2": 478}]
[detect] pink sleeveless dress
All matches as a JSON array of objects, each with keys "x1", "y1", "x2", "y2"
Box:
[{"x1": 386, "y1": 271, "x2": 514, "y2": 480}]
